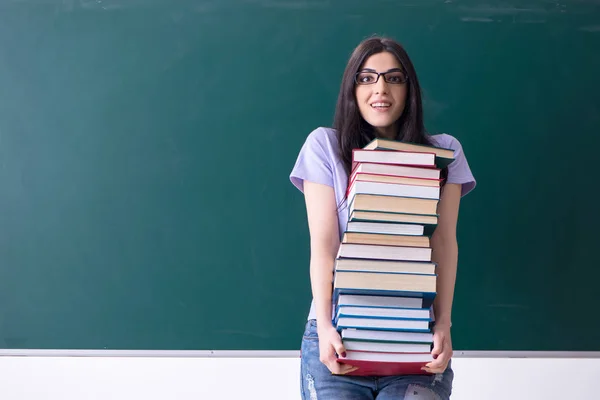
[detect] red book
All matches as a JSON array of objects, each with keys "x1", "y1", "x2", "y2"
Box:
[
  {"x1": 348, "y1": 171, "x2": 442, "y2": 189},
  {"x1": 350, "y1": 162, "x2": 441, "y2": 181},
  {"x1": 337, "y1": 350, "x2": 433, "y2": 376}
]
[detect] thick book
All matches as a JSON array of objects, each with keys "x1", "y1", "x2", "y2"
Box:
[
  {"x1": 363, "y1": 138, "x2": 454, "y2": 169},
  {"x1": 352, "y1": 149, "x2": 435, "y2": 167},
  {"x1": 334, "y1": 259, "x2": 436, "y2": 276},
  {"x1": 333, "y1": 271, "x2": 437, "y2": 298},
  {"x1": 346, "y1": 221, "x2": 426, "y2": 236},
  {"x1": 335, "y1": 306, "x2": 431, "y2": 321},
  {"x1": 342, "y1": 340, "x2": 432, "y2": 354},
  {"x1": 336, "y1": 293, "x2": 430, "y2": 309},
  {"x1": 341, "y1": 328, "x2": 434, "y2": 344},
  {"x1": 347, "y1": 180, "x2": 441, "y2": 201},
  {"x1": 342, "y1": 232, "x2": 430, "y2": 248},
  {"x1": 338, "y1": 351, "x2": 433, "y2": 376},
  {"x1": 337, "y1": 243, "x2": 432, "y2": 262},
  {"x1": 349, "y1": 210, "x2": 438, "y2": 229},
  {"x1": 336, "y1": 316, "x2": 431, "y2": 332},
  {"x1": 351, "y1": 162, "x2": 441, "y2": 180},
  {"x1": 350, "y1": 171, "x2": 442, "y2": 187},
  {"x1": 349, "y1": 194, "x2": 439, "y2": 217}
]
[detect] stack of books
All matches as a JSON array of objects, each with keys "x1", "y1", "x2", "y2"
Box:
[{"x1": 334, "y1": 137, "x2": 455, "y2": 376}]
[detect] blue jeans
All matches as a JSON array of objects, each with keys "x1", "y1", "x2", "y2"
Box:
[{"x1": 300, "y1": 319, "x2": 454, "y2": 399}]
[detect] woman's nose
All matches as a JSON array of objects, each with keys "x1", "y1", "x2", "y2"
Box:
[{"x1": 374, "y1": 76, "x2": 388, "y2": 94}]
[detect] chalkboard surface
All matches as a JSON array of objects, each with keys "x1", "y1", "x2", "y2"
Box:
[{"x1": 1, "y1": 0, "x2": 599, "y2": 351}]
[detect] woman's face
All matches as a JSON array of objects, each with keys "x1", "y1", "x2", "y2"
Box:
[{"x1": 354, "y1": 51, "x2": 408, "y2": 139}]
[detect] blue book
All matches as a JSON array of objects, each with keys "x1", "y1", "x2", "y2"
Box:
[
  {"x1": 336, "y1": 317, "x2": 432, "y2": 333},
  {"x1": 335, "y1": 306, "x2": 431, "y2": 321}
]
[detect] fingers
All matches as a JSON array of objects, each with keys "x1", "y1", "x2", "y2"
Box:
[
  {"x1": 320, "y1": 350, "x2": 357, "y2": 375},
  {"x1": 333, "y1": 365, "x2": 359, "y2": 375},
  {"x1": 431, "y1": 332, "x2": 445, "y2": 357},
  {"x1": 321, "y1": 354, "x2": 358, "y2": 375},
  {"x1": 330, "y1": 334, "x2": 347, "y2": 359},
  {"x1": 424, "y1": 327, "x2": 452, "y2": 374},
  {"x1": 329, "y1": 358, "x2": 358, "y2": 375},
  {"x1": 431, "y1": 338, "x2": 443, "y2": 357},
  {"x1": 422, "y1": 364, "x2": 446, "y2": 374},
  {"x1": 423, "y1": 360, "x2": 446, "y2": 373},
  {"x1": 318, "y1": 329, "x2": 357, "y2": 375},
  {"x1": 422, "y1": 352, "x2": 452, "y2": 374}
]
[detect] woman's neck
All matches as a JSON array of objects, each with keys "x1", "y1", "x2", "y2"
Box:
[{"x1": 375, "y1": 126, "x2": 398, "y2": 140}]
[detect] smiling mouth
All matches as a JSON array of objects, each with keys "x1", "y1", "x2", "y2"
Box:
[{"x1": 371, "y1": 102, "x2": 391, "y2": 110}]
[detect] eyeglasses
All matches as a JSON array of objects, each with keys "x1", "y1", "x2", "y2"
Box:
[{"x1": 354, "y1": 69, "x2": 408, "y2": 85}]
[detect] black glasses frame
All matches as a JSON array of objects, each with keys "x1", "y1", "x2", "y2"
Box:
[{"x1": 354, "y1": 70, "x2": 408, "y2": 85}]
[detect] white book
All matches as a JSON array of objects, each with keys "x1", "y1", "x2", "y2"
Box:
[
  {"x1": 334, "y1": 260, "x2": 436, "y2": 275},
  {"x1": 343, "y1": 341, "x2": 432, "y2": 354},
  {"x1": 348, "y1": 180, "x2": 440, "y2": 201},
  {"x1": 342, "y1": 351, "x2": 433, "y2": 363},
  {"x1": 341, "y1": 328, "x2": 433, "y2": 343},
  {"x1": 337, "y1": 294, "x2": 425, "y2": 309},
  {"x1": 346, "y1": 221, "x2": 424, "y2": 236},
  {"x1": 352, "y1": 149, "x2": 435, "y2": 167},
  {"x1": 336, "y1": 306, "x2": 431, "y2": 320},
  {"x1": 352, "y1": 162, "x2": 441, "y2": 180},
  {"x1": 337, "y1": 243, "x2": 432, "y2": 262},
  {"x1": 337, "y1": 317, "x2": 430, "y2": 331}
]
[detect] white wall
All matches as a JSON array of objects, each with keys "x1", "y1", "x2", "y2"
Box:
[{"x1": 0, "y1": 354, "x2": 597, "y2": 399}]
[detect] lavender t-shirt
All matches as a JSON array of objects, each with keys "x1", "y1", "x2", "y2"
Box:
[{"x1": 289, "y1": 127, "x2": 476, "y2": 321}]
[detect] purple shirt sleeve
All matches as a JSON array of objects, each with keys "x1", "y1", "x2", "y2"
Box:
[
  {"x1": 290, "y1": 128, "x2": 334, "y2": 192},
  {"x1": 444, "y1": 135, "x2": 476, "y2": 197}
]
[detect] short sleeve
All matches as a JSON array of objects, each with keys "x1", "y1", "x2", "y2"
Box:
[
  {"x1": 445, "y1": 135, "x2": 476, "y2": 197},
  {"x1": 289, "y1": 128, "x2": 334, "y2": 192}
]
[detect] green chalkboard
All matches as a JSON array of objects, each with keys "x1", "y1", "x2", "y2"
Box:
[{"x1": 1, "y1": 0, "x2": 599, "y2": 351}]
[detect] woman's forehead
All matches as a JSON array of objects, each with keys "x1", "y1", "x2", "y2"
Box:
[{"x1": 361, "y1": 52, "x2": 401, "y2": 70}]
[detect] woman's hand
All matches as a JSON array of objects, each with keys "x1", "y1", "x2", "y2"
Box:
[
  {"x1": 317, "y1": 324, "x2": 359, "y2": 375},
  {"x1": 422, "y1": 323, "x2": 453, "y2": 374}
]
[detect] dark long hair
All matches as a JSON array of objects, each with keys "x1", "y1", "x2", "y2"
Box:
[{"x1": 333, "y1": 36, "x2": 441, "y2": 178}]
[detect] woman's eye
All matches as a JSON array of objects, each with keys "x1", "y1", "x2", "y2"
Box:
[
  {"x1": 386, "y1": 74, "x2": 405, "y2": 83},
  {"x1": 358, "y1": 73, "x2": 375, "y2": 83}
]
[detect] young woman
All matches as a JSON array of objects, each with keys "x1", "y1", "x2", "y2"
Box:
[{"x1": 289, "y1": 36, "x2": 476, "y2": 399}]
